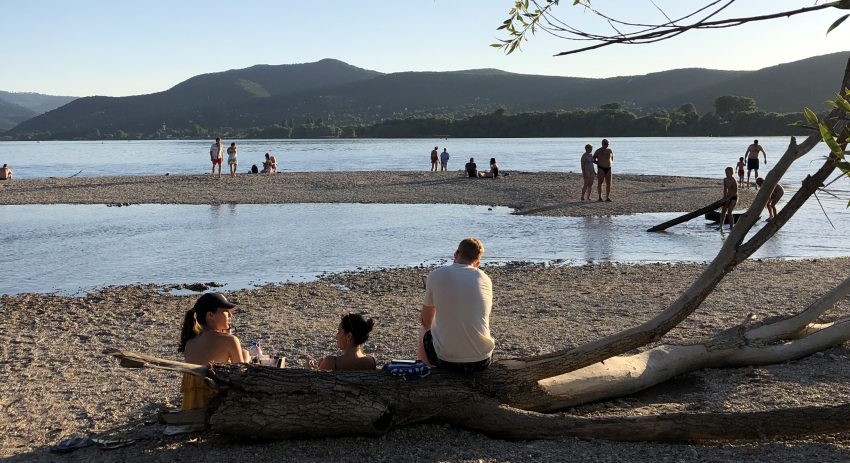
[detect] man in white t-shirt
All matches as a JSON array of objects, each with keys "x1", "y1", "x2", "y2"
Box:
[{"x1": 418, "y1": 237, "x2": 495, "y2": 372}]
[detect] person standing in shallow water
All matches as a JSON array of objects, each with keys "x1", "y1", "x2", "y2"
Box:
[
  {"x1": 593, "y1": 138, "x2": 614, "y2": 201},
  {"x1": 745, "y1": 139, "x2": 767, "y2": 188},
  {"x1": 580, "y1": 144, "x2": 595, "y2": 201},
  {"x1": 719, "y1": 166, "x2": 738, "y2": 232}
]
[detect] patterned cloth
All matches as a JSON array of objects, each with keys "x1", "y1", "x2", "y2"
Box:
[{"x1": 383, "y1": 361, "x2": 430, "y2": 381}]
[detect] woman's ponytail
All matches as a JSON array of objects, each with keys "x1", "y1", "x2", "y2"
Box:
[{"x1": 178, "y1": 309, "x2": 201, "y2": 353}]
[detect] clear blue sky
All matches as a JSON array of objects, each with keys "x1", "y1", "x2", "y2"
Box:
[{"x1": 2, "y1": 1, "x2": 848, "y2": 97}]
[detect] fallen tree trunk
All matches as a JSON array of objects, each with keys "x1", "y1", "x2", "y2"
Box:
[{"x1": 647, "y1": 197, "x2": 727, "y2": 232}]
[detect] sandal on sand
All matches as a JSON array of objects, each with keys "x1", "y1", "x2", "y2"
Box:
[
  {"x1": 51, "y1": 436, "x2": 94, "y2": 454},
  {"x1": 92, "y1": 437, "x2": 136, "y2": 450}
]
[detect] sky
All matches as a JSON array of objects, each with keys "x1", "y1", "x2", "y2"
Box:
[{"x1": 1, "y1": 1, "x2": 849, "y2": 97}]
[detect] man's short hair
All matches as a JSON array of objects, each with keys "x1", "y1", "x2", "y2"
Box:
[{"x1": 457, "y1": 238, "x2": 484, "y2": 262}]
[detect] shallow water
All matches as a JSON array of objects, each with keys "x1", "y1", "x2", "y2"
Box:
[{"x1": 1, "y1": 200, "x2": 847, "y2": 295}]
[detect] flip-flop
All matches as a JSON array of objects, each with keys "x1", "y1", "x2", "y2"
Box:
[
  {"x1": 50, "y1": 436, "x2": 94, "y2": 454},
  {"x1": 92, "y1": 438, "x2": 136, "y2": 450}
]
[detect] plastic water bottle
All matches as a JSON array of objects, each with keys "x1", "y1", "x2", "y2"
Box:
[{"x1": 248, "y1": 341, "x2": 262, "y2": 362}]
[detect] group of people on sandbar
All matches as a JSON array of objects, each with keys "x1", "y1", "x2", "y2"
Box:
[
  {"x1": 178, "y1": 237, "x2": 494, "y2": 411},
  {"x1": 580, "y1": 138, "x2": 614, "y2": 201},
  {"x1": 719, "y1": 139, "x2": 782, "y2": 231},
  {"x1": 208, "y1": 137, "x2": 278, "y2": 178}
]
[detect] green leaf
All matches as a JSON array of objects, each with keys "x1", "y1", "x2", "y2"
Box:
[
  {"x1": 835, "y1": 94, "x2": 850, "y2": 112},
  {"x1": 804, "y1": 107, "x2": 820, "y2": 125},
  {"x1": 827, "y1": 14, "x2": 849, "y2": 35},
  {"x1": 497, "y1": 24, "x2": 508, "y2": 30},
  {"x1": 818, "y1": 121, "x2": 844, "y2": 155}
]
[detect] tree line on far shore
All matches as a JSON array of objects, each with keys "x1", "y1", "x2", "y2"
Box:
[{"x1": 3, "y1": 95, "x2": 809, "y2": 141}]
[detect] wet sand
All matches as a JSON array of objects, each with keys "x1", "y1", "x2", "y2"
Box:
[{"x1": 0, "y1": 171, "x2": 747, "y2": 217}]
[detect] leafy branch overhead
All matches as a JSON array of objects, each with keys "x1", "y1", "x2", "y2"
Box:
[
  {"x1": 493, "y1": 0, "x2": 850, "y2": 55},
  {"x1": 804, "y1": 88, "x2": 850, "y2": 204}
]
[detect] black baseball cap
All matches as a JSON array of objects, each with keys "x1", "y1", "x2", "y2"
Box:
[{"x1": 193, "y1": 292, "x2": 237, "y2": 312}]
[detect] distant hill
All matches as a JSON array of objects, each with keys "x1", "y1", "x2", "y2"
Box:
[
  {"x1": 7, "y1": 52, "x2": 849, "y2": 138},
  {"x1": 8, "y1": 58, "x2": 383, "y2": 136},
  {"x1": 0, "y1": 90, "x2": 77, "y2": 113},
  {"x1": 0, "y1": 98, "x2": 36, "y2": 132},
  {"x1": 646, "y1": 53, "x2": 849, "y2": 113},
  {"x1": 0, "y1": 91, "x2": 77, "y2": 131}
]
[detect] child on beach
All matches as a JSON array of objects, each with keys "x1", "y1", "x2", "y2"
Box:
[
  {"x1": 310, "y1": 313, "x2": 377, "y2": 371},
  {"x1": 580, "y1": 144, "x2": 595, "y2": 200},
  {"x1": 719, "y1": 166, "x2": 738, "y2": 232},
  {"x1": 736, "y1": 157, "x2": 745, "y2": 188},
  {"x1": 756, "y1": 177, "x2": 785, "y2": 221},
  {"x1": 178, "y1": 292, "x2": 250, "y2": 410}
]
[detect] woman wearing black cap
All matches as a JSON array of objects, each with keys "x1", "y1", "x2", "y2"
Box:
[{"x1": 178, "y1": 292, "x2": 250, "y2": 410}]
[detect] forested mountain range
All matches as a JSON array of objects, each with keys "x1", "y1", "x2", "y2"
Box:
[
  {"x1": 4, "y1": 52, "x2": 848, "y2": 139},
  {"x1": 0, "y1": 91, "x2": 77, "y2": 131}
]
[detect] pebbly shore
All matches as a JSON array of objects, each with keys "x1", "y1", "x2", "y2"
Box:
[{"x1": 1, "y1": 258, "x2": 850, "y2": 462}]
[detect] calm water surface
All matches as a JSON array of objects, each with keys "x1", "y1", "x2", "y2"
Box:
[
  {"x1": 0, "y1": 136, "x2": 831, "y2": 184},
  {"x1": 2, "y1": 137, "x2": 848, "y2": 294},
  {"x1": 1, "y1": 200, "x2": 847, "y2": 295}
]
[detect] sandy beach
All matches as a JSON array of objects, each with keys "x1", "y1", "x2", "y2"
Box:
[
  {"x1": 0, "y1": 171, "x2": 745, "y2": 217},
  {"x1": 1, "y1": 258, "x2": 850, "y2": 462},
  {"x1": 3, "y1": 171, "x2": 848, "y2": 462}
]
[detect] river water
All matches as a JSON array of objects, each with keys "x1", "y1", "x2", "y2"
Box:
[{"x1": 1, "y1": 137, "x2": 847, "y2": 294}]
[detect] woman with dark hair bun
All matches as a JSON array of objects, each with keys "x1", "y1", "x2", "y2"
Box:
[{"x1": 314, "y1": 313, "x2": 377, "y2": 371}]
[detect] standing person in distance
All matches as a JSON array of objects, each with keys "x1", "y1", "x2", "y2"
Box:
[
  {"x1": 719, "y1": 166, "x2": 738, "y2": 232},
  {"x1": 210, "y1": 137, "x2": 223, "y2": 178},
  {"x1": 227, "y1": 142, "x2": 238, "y2": 178},
  {"x1": 430, "y1": 146, "x2": 439, "y2": 172},
  {"x1": 593, "y1": 138, "x2": 614, "y2": 202},
  {"x1": 580, "y1": 144, "x2": 595, "y2": 201},
  {"x1": 440, "y1": 148, "x2": 450, "y2": 171},
  {"x1": 745, "y1": 139, "x2": 767, "y2": 188}
]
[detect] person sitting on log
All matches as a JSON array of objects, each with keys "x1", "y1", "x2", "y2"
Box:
[
  {"x1": 418, "y1": 238, "x2": 495, "y2": 373},
  {"x1": 178, "y1": 292, "x2": 250, "y2": 410},
  {"x1": 311, "y1": 313, "x2": 377, "y2": 371}
]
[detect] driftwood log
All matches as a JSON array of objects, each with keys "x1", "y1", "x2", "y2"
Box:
[{"x1": 112, "y1": 57, "x2": 850, "y2": 442}]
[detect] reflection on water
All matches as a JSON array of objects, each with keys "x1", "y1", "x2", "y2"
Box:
[{"x1": 1, "y1": 201, "x2": 847, "y2": 295}]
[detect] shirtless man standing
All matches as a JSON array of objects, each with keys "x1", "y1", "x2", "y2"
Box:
[
  {"x1": 744, "y1": 139, "x2": 767, "y2": 188},
  {"x1": 593, "y1": 138, "x2": 614, "y2": 202},
  {"x1": 210, "y1": 137, "x2": 223, "y2": 178}
]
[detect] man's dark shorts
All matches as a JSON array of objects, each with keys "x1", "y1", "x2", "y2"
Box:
[
  {"x1": 423, "y1": 330, "x2": 491, "y2": 373},
  {"x1": 747, "y1": 158, "x2": 759, "y2": 170}
]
